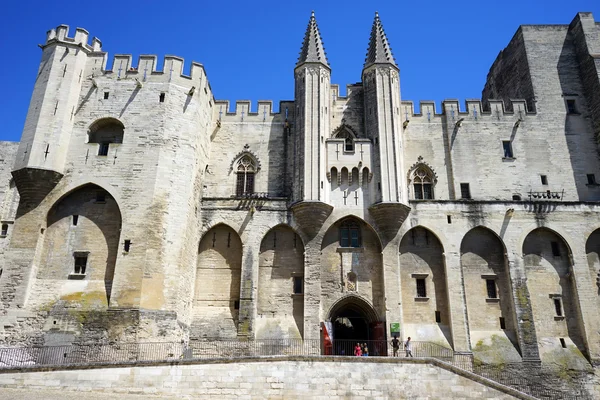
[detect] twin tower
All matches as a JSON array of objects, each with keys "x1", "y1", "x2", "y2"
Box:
[{"x1": 292, "y1": 12, "x2": 409, "y2": 241}]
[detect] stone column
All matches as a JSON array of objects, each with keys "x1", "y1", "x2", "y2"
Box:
[
  {"x1": 303, "y1": 238, "x2": 322, "y2": 341},
  {"x1": 570, "y1": 249, "x2": 600, "y2": 362},
  {"x1": 237, "y1": 240, "x2": 259, "y2": 338},
  {"x1": 507, "y1": 257, "x2": 541, "y2": 362},
  {"x1": 443, "y1": 250, "x2": 471, "y2": 352},
  {"x1": 381, "y1": 243, "x2": 401, "y2": 338}
]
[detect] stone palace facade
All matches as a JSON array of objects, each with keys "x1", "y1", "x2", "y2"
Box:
[{"x1": 0, "y1": 10, "x2": 599, "y2": 373}]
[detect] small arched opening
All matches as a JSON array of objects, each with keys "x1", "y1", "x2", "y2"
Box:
[{"x1": 88, "y1": 118, "x2": 124, "y2": 156}]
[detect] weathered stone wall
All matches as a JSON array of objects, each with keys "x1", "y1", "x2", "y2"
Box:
[
  {"x1": 192, "y1": 225, "x2": 242, "y2": 338},
  {"x1": 256, "y1": 225, "x2": 304, "y2": 339},
  {"x1": 399, "y1": 226, "x2": 452, "y2": 347},
  {"x1": 0, "y1": 358, "x2": 517, "y2": 399},
  {"x1": 461, "y1": 227, "x2": 521, "y2": 363}
]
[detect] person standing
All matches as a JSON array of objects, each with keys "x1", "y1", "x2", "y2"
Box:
[
  {"x1": 354, "y1": 343, "x2": 362, "y2": 357},
  {"x1": 404, "y1": 336, "x2": 413, "y2": 357},
  {"x1": 391, "y1": 336, "x2": 400, "y2": 357}
]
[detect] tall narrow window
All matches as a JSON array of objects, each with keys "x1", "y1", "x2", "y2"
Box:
[
  {"x1": 0, "y1": 224, "x2": 8, "y2": 236},
  {"x1": 566, "y1": 99, "x2": 577, "y2": 114},
  {"x1": 541, "y1": 175, "x2": 548, "y2": 185},
  {"x1": 124, "y1": 239, "x2": 131, "y2": 253},
  {"x1": 460, "y1": 183, "x2": 471, "y2": 199},
  {"x1": 412, "y1": 166, "x2": 434, "y2": 200},
  {"x1": 416, "y1": 278, "x2": 427, "y2": 298},
  {"x1": 159, "y1": 93, "x2": 165, "y2": 103},
  {"x1": 74, "y1": 255, "x2": 88, "y2": 274},
  {"x1": 98, "y1": 143, "x2": 109, "y2": 156},
  {"x1": 499, "y1": 317, "x2": 506, "y2": 330},
  {"x1": 502, "y1": 141, "x2": 513, "y2": 158},
  {"x1": 435, "y1": 311, "x2": 441, "y2": 323},
  {"x1": 554, "y1": 298, "x2": 563, "y2": 317},
  {"x1": 72, "y1": 215, "x2": 79, "y2": 226},
  {"x1": 486, "y1": 279, "x2": 497, "y2": 299},
  {"x1": 293, "y1": 276, "x2": 303, "y2": 294},
  {"x1": 235, "y1": 155, "x2": 256, "y2": 196},
  {"x1": 339, "y1": 219, "x2": 361, "y2": 248}
]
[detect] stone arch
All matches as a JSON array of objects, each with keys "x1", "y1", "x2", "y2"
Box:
[
  {"x1": 326, "y1": 294, "x2": 384, "y2": 355},
  {"x1": 320, "y1": 216, "x2": 384, "y2": 330},
  {"x1": 586, "y1": 229, "x2": 600, "y2": 298},
  {"x1": 256, "y1": 224, "x2": 305, "y2": 339},
  {"x1": 460, "y1": 226, "x2": 521, "y2": 362},
  {"x1": 327, "y1": 294, "x2": 380, "y2": 324},
  {"x1": 340, "y1": 167, "x2": 349, "y2": 187},
  {"x1": 330, "y1": 167, "x2": 338, "y2": 190},
  {"x1": 87, "y1": 117, "x2": 124, "y2": 145},
  {"x1": 39, "y1": 183, "x2": 122, "y2": 306},
  {"x1": 523, "y1": 227, "x2": 588, "y2": 365},
  {"x1": 192, "y1": 224, "x2": 242, "y2": 338},
  {"x1": 399, "y1": 226, "x2": 452, "y2": 347}
]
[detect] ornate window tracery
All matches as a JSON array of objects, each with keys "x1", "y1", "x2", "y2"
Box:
[
  {"x1": 235, "y1": 155, "x2": 256, "y2": 196},
  {"x1": 411, "y1": 166, "x2": 435, "y2": 200}
]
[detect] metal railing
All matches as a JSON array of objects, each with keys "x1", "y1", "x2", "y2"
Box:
[{"x1": 0, "y1": 339, "x2": 590, "y2": 399}]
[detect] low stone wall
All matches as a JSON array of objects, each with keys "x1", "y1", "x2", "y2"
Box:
[{"x1": 0, "y1": 356, "x2": 526, "y2": 399}]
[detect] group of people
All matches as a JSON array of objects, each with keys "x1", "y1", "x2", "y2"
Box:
[
  {"x1": 353, "y1": 342, "x2": 369, "y2": 356},
  {"x1": 351, "y1": 337, "x2": 413, "y2": 357},
  {"x1": 391, "y1": 336, "x2": 413, "y2": 357}
]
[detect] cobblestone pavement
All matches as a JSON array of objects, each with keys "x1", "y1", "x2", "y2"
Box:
[{"x1": 0, "y1": 388, "x2": 187, "y2": 399}]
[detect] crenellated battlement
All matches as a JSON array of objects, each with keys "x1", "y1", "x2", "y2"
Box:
[
  {"x1": 400, "y1": 98, "x2": 536, "y2": 123},
  {"x1": 213, "y1": 100, "x2": 295, "y2": 121},
  {"x1": 45, "y1": 25, "x2": 102, "y2": 52},
  {"x1": 97, "y1": 54, "x2": 209, "y2": 84}
]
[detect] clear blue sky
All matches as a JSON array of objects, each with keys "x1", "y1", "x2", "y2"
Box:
[{"x1": 1, "y1": 0, "x2": 599, "y2": 142}]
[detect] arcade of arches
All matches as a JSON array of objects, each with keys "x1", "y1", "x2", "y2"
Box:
[{"x1": 188, "y1": 219, "x2": 598, "y2": 364}]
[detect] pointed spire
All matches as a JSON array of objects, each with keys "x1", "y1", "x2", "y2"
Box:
[
  {"x1": 364, "y1": 11, "x2": 397, "y2": 69},
  {"x1": 296, "y1": 11, "x2": 330, "y2": 69}
]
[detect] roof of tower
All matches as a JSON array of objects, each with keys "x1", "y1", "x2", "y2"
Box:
[
  {"x1": 296, "y1": 11, "x2": 330, "y2": 69},
  {"x1": 363, "y1": 11, "x2": 397, "y2": 69}
]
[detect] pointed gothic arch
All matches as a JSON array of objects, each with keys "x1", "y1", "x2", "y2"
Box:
[
  {"x1": 460, "y1": 226, "x2": 521, "y2": 362},
  {"x1": 192, "y1": 224, "x2": 242, "y2": 338},
  {"x1": 399, "y1": 226, "x2": 452, "y2": 347},
  {"x1": 257, "y1": 224, "x2": 305, "y2": 339},
  {"x1": 40, "y1": 183, "x2": 122, "y2": 306},
  {"x1": 332, "y1": 124, "x2": 358, "y2": 152},
  {"x1": 522, "y1": 227, "x2": 588, "y2": 364}
]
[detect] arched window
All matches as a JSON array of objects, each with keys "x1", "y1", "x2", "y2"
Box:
[
  {"x1": 236, "y1": 155, "x2": 256, "y2": 196},
  {"x1": 335, "y1": 129, "x2": 355, "y2": 152},
  {"x1": 88, "y1": 118, "x2": 124, "y2": 156},
  {"x1": 340, "y1": 219, "x2": 361, "y2": 247},
  {"x1": 412, "y1": 166, "x2": 434, "y2": 200}
]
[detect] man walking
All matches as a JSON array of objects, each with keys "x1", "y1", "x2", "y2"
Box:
[
  {"x1": 404, "y1": 336, "x2": 413, "y2": 357},
  {"x1": 391, "y1": 336, "x2": 400, "y2": 357}
]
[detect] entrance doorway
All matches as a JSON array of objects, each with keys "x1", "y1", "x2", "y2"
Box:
[{"x1": 326, "y1": 295, "x2": 386, "y2": 356}]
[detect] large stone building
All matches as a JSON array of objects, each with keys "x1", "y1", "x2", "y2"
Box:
[{"x1": 0, "y1": 10, "x2": 599, "y2": 373}]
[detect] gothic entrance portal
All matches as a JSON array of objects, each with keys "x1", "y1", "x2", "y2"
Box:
[{"x1": 325, "y1": 296, "x2": 386, "y2": 356}]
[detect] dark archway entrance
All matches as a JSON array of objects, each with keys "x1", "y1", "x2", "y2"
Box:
[{"x1": 326, "y1": 296, "x2": 385, "y2": 356}]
